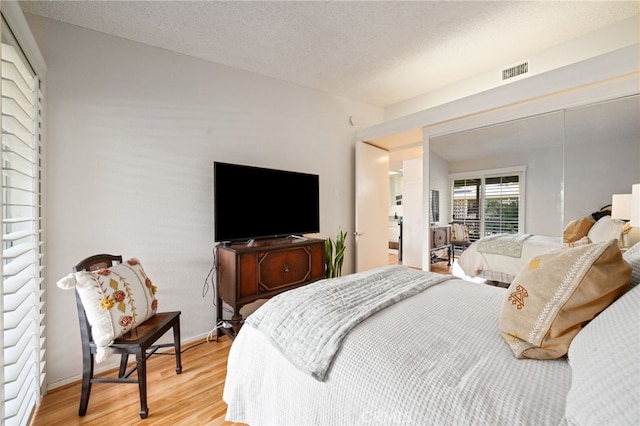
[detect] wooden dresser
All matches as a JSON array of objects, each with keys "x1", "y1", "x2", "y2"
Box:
[{"x1": 216, "y1": 237, "x2": 325, "y2": 337}]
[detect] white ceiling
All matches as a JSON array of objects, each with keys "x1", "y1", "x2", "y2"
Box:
[{"x1": 19, "y1": 0, "x2": 639, "y2": 108}]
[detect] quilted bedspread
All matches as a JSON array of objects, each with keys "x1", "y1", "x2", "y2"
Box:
[
  {"x1": 245, "y1": 265, "x2": 451, "y2": 380},
  {"x1": 477, "y1": 233, "x2": 533, "y2": 257},
  {"x1": 459, "y1": 234, "x2": 562, "y2": 283},
  {"x1": 224, "y1": 273, "x2": 572, "y2": 425}
]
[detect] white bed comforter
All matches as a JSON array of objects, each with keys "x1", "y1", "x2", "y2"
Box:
[
  {"x1": 224, "y1": 275, "x2": 572, "y2": 425},
  {"x1": 245, "y1": 265, "x2": 451, "y2": 381},
  {"x1": 458, "y1": 235, "x2": 562, "y2": 283}
]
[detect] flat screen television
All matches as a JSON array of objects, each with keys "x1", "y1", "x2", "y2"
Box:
[{"x1": 213, "y1": 162, "x2": 320, "y2": 242}]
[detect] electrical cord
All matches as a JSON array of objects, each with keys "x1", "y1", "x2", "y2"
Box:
[
  {"x1": 153, "y1": 339, "x2": 211, "y2": 356},
  {"x1": 202, "y1": 244, "x2": 218, "y2": 305},
  {"x1": 143, "y1": 246, "x2": 237, "y2": 357},
  {"x1": 155, "y1": 319, "x2": 233, "y2": 355}
]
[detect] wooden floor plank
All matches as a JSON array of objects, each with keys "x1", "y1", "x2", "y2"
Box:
[{"x1": 30, "y1": 335, "x2": 245, "y2": 426}]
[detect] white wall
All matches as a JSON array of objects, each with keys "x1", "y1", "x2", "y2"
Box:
[
  {"x1": 428, "y1": 151, "x2": 450, "y2": 225},
  {"x1": 400, "y1": 158, "x2": 422, "y2": 268},
  {"x1": 385, "y1": 16, "x2": 639, "y2": 120},
  {"x1": 26, "y1": 14, "x2": 384, "y2": 388},
  {"x1": 564, "y1": 96, "x2": 640, "y2": 219}
]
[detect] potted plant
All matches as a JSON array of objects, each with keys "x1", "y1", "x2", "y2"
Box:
[{"x1": 325, "y1": 227, "x2": 347, "y2": 278}]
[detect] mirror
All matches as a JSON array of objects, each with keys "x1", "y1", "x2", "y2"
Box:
[
  {"x1": 389, "y1": 173, "x2": 402, "y2": 217},
  {"x1": 429, "y1": 94, "x2": 639, "y2": 240},
  {"x1": 430, "y1": 189, "x2": 439, "y2": 224},
  {"x1": 563, "y1": 96, "x2": 639, "y2": 221},
  {"x1": 430, "y1": 111, "x2": 565, "y2": 237}
]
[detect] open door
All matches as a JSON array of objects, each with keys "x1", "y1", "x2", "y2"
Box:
[{"x1": 355, "y1": 141, "x2": 389, "y2": 272}]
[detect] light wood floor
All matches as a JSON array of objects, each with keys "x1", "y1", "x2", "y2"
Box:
[
  {"x1": 30, "y1": 335, "x2": 244, "y2": 426},
  {"x1": 32, "y1": 257, "x2": 452, "y2": 426},
  {"x1": 388, "y1": 251, "x2": 453, "y2": 275}
]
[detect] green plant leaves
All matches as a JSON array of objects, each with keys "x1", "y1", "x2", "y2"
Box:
[{"x1": 325, "y1": 227, "x2": 347, "y2": 278}]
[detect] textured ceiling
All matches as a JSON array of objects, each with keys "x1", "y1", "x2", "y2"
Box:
[{"x1": 19, "y1": 0, "x2": 639, "y2": 108}]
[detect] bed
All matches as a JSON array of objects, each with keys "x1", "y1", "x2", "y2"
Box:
[
  {"x1": 457, "y1": 234, "x2": 561, "y2": 284},
  {"x1": 223, "y1": 240, "x2": 640, "y2": 426},
  {"x1": 457, "y1": 215, "x2": 627, "y2": 285}
]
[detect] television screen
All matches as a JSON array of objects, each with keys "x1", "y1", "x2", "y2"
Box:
[{"x1": 213, "y1": 162, "x2": 320, "y2": 242}]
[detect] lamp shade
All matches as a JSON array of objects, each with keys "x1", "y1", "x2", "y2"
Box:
[
  {"x1": 612, "y1": 194, "x2": 632, "y2": 220},
  {"x1": 631, "y1": 184, "x2": 640, "y2": 227}
]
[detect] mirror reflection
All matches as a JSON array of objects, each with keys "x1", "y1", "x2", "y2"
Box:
[{"x1": 429, "y1": 95, "x2": 639, "y2": 241}]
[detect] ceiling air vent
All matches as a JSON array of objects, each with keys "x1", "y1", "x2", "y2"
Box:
[{"x1": 502, "y1": 61, "x2": 529, "y2": 80}]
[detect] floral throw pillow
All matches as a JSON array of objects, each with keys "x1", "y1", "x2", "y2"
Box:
[{"x1": 57, "y1": 258, "x2": 158, "y2": 362}]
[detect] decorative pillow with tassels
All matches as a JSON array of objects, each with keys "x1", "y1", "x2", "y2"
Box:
[
  {"x1": 450, "y1": 223, "x2": 469, "y2": 243},
  {"x1": 57, "y1": 258, "x2": 158, "y2": 363},
  {"x1": 499, "y1": 239, "x2": 630, "y2": 359}
]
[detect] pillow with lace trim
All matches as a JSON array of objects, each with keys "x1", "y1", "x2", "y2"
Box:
[{"x1": 57, "y1": 258, "x2": 158, "y2": 362}]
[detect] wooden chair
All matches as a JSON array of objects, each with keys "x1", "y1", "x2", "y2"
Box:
[
  {"x1": 450, "y1": 222, "x2": 472, "y2": 260},
  {"x1": 72, "y1": 254, "x2": 182, "y2": 419}
]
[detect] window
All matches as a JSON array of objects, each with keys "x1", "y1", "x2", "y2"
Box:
[
  {"x1": 484, "y1": 175, "x2": 520, "y2": 234},
  {"x1": 1, "y1": 13, "x2": 45, "y2": 426},
  {"x1": 452, "y1": 178, "x2": 481, "y2": 242},
  {"x1": 451, "y1": 168, "x2": 524, "y2": 241}
]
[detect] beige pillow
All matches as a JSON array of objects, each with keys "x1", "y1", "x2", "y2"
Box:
[
  {"x1": 563, "y1": 215, "x2": 595, "y2": 243},
  {"x1": 57, "y1": 258, "x2": 158, "y2": 362},
  {"x1": 450, "y1": 222, "x2": 469, "y2": 243},
  {"x1": 563, "y1": 236, "x2": 591, "y2": 247},
  {"x1": 499, "y1": 239, "x2": 630, "y2": 359},
  {"x1": 587, "y1": 215, "x2": 625, "y2": 243}
]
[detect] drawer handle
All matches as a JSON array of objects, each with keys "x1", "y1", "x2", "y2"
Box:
[{"x1": 284, "y1": 264, "x2": 290, "y2": 273}]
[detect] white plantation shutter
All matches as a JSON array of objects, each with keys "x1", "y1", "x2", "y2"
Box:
[
  {"x1": 1, "y1": 38, "x2": 44, "y2": 426},
  {"x1": 451, "y1": 168, "x2": 524, "y2": 239},
  {"x1": 483, "y1": 175, "x2": 521, "y2": 235},
  {"x1": 452, "y1": 178, "x2": 481, "y2": 242}
]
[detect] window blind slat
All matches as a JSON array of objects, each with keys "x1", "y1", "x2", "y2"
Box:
[
  {"x1": 1, "y1": 44, "x2": 36, "y2": 91},
  {"x1": 4, "y1": 340, "x2": 35, "y2": 379},
  {"x1": 3, "y1": 244, "x2": 35, "y2": 260},
  {"x1": 3, "y1": 132, "x2": 34, "y2": 157},
  {"x1": 4, "y1": 273, "x2": 34, "y2": 294},
  {"x1": 3, "y1": 314, "x2": 33, "y2": 349},
  {"x1": 4, "y1": 375, "x2": 36, "y2": 420},
  {"x1": 1, "y1": 114, "x2": 33, "y2": 144},
  {"x1": 3, "y1": 289, "x2": 32, "y2": 318},
  {"x1": 1, "y1": 78, "x2": 32, "y2": 112},
  {"x1": 2, "y1": 95, "x2": 34, "y2": 128}
]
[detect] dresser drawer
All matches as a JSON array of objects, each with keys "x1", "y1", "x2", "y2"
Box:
[{"x1": 258, "y1": 246, "x2": 312, "y2": 292}]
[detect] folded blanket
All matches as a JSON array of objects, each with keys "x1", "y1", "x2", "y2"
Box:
[
  {"x1": 245, "y1": 265, "x2": 452, "y2": 381},
  {"x1": 478, "y1": 233, "x2": 533, "y2": 258}
]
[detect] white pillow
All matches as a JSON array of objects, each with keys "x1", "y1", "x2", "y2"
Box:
[
  {"x1": 587, "y1": 215, "x2": 625, "y2": 243},
  {"x1": 623, "y1": 242, "x2": 640, "y2": 289},
  {"x1": 57, "y1": 258, "x2": 158, "y2": 362},
  {"x1": 563, "y1": 285, "x2": 640, "y2": 425}
]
